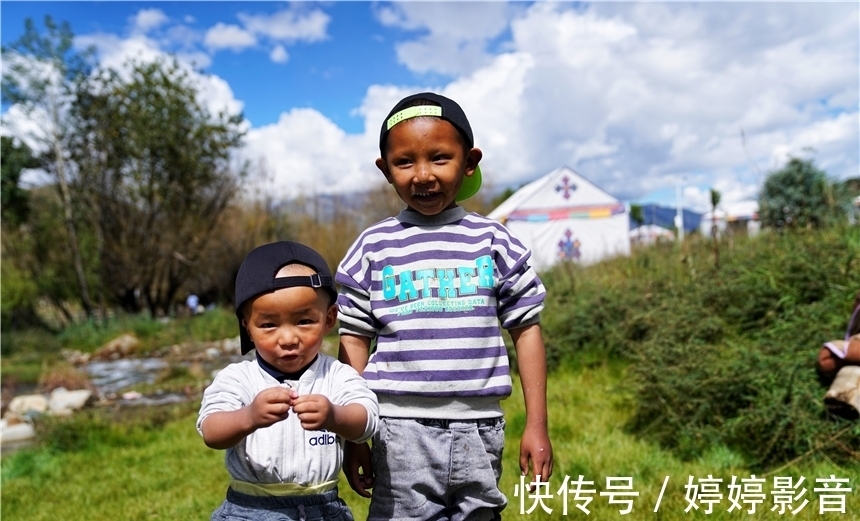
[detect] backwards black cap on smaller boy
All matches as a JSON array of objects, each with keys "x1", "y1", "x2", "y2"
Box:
[
  {"x1": 234, "y1": 241, "x2": 337, "y2": 355},
  {"x1": 378, "y1": 92, "x2": 482, "y2": 202}
]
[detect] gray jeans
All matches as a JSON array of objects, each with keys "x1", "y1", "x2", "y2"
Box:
[
  {"x1": 369, "y1": 417, "x2": 507, "y2": 521},
  {"x1": 211, "y1": 488, "x2": 354, "y2": 521}
]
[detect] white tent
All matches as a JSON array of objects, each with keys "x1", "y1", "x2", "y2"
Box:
[
  {"x1": 699, "y1": 200, "x2": 760, "y2": 237},
  {"x1": 630, "y1": 224, "x2": 675, "y2": 246},
  {"x1": 487, "y1": 166, "x2": 630, "y2": 271}
]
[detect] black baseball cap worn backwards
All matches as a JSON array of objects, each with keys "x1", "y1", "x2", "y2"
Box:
[
  {"x1": 235, "y1": 241, "x2": 337, "y2": 355},
  {"x1": 379, "y1": 92, "x2": 482, "y2": 202}
]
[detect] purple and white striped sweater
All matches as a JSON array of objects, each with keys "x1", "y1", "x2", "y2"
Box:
[{"x1": 337, "y1": 206, "x2": 546, "y2": 419}]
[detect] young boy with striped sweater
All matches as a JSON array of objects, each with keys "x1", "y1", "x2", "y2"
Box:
[{"x1": 336, "y1": 92, "x2": 553, "y2": 520}]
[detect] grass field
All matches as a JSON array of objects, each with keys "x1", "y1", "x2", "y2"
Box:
[{"x1": 2, "y1": 360, "x2": 857, "y2": 520}]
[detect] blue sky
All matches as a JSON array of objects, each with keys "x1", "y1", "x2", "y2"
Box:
[{"x1": 2, "y1": 1, "x2": 858, "y2": 213}]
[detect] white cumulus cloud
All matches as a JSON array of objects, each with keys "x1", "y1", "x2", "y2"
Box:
[
  {"x1": 269, "y1": 45, "x2": 289, "y2": 64},
  {"x1": 204, "y1": 23, "x2": 257, "y2": 51},
  {"x1": 245, "y1": 2, "x2": 857, "y2": 212},
  {"x1": 6, "y1": 2, "x2": 855, "y2": 215},
  {"x1": 238, "y1": 8, "x2": 329, "y2": 42},
  {"x1": 242, "y1": 109, "x2": 377, "y2": 199},
  {"x1": 374, "y1": 2, "x2": 515, "y2": 76},
  {"x1": 131, "y1": 8, "x2": 169, "y2": 34}
]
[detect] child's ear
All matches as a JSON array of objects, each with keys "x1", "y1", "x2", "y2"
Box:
[
  {"x1": 464, "y1": 147, "x2": 483, "y2": 177},
  {"x1": 376, "y1": 157, "x2": 393, "y2": 183},
  {"x1": 324, "y1": 304, "x2": 338, "y2": 331}
]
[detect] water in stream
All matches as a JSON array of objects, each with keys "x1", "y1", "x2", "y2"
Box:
[{"x1": 83, "y1": 351, "x2": 248, "y2": 405}]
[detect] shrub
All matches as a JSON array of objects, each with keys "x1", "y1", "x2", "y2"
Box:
[
  {"x1": 0, "y1": 257, "x2": 40, "y2": 331},
  {"x1": 37, "y1": 364, "x2": 93, "y2": 393},
  {"x1": 54, "y1": 307, "x2": 237, "y2": 354},
  {"x1": 540, "y1": 225, "x2": 860, "y2": 468}
]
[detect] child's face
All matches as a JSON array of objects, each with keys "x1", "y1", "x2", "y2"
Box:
[
  {"x1": 377, "y1": 117, "x2": 481, "y2": 216},
  {"x1": 242, "y1": 268, "x2": 336, "y2": 374}
]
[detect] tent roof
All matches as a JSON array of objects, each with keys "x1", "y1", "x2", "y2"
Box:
[
  {"x1": 488, "y1": 166, "x2": 623, "y2": 221},
  {"x1": 487, "y1": 174, "x2": 546, "y2": 220}
]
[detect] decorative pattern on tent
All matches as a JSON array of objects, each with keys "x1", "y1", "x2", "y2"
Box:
[
  {"x1": 507, "y1": 202, "x2": 626, "y2": 222},
  {"x1": 487, "y1": 166, "x2": 631, "y2": 269},
  {"x1": 558, "y1": 229, "x2": 581, "y2": 260},
  {"x1": 555, "y1": 175, "x2": 578, "y2": 199}
]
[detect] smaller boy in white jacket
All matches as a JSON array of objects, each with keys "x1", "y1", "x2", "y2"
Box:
[{"x1": 198, "y1": 241, "x2": 379, "y2": 521}]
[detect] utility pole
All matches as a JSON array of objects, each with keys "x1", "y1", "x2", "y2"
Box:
[{"x1": 675, "y1": 182, "x2": 685, "y2": 243}]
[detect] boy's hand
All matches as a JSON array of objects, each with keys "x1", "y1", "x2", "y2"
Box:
[
  {"x1": 510, "y1": 323, "x2": 553, "y2": 486},
  {"x1": 248, "y1": 386, "x2": 296, "y2": 429},
  {"x1": 343, "y1": 441, "x2": 375, "y2": 498},
  {"x1": 291, "y1": 394, "x2": 335, "y2": 431},
  {"x1": 293, "y1": 392, "x2": 369, "y2": 441},
  {"x1": 520, "y1": 424, "x2": 553, "y2": 486}
]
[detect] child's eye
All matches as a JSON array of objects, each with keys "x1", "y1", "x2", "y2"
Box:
[
  {"x1": 297, "y1": 319, "x2": 314, "y2": 326},
  {"x1": 259, "y1": 322, "x2": 276, "y2": 329}
]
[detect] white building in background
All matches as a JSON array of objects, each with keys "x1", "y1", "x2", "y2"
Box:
[{"x1": 699, "y1": 200, "x2": 760, "y2": 238}]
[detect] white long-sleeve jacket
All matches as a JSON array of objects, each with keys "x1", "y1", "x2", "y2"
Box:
[{"x1": 198, "y1": 354, "x2": 378, "y2": 489}]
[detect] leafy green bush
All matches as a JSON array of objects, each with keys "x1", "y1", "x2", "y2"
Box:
[
  {"x1": 0, "y1": 327, "x2": 61, "y2": 357},
  {"x1": 540, "y1": 225, "x2": 860, "y2": 468},
  {"x1": 0, "y1": 257, "x2": 40, "y2": 331}
]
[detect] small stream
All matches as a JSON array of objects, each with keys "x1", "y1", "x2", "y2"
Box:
[
  {"x1": 86, "y1": 358, "x2": 170, "y2": 394},
  {"x1": 84, "y1": 358, "x2": 184, "y2": 406},
  {"x1": 83, "y1": 351, "x2": 249, "y2": 406},
  {"x1": 1, "y1": 341, "x2": 250, "y2": 454}
]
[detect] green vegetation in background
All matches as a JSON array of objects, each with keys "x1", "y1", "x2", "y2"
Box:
[
  {"x1": 1, "y1": 136, "x2": 37, "y2": 228},
  {"x1": 2, "y1": 16, "x2": 248, "y2": 321},
  {"x1": 539, "y1": 225, "x2": 860, "y2": 469},
  {"x1": 759, "y1": 158, "x2": 853, "y2": 230},
  {"x1": 5, "y1": 226, "x2": 858, "y2": 471},
  {"x1": 1, "y1": 308, "x2": 237, "y2": 386}
]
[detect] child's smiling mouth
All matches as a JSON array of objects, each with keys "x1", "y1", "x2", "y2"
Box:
[{"x1": 413, "y1": 191, "x2": 441, "y2": 200}]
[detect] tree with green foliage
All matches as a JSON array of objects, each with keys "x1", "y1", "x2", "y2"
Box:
[
  {"x1": 0, "y1": 256, "x2": 42, "y2": 331},
  {"x1": 69, "y1": 57, "x2": 247, "y2": 316},
  {"x1": 0, "y1": 136, "x2": 50, "y2": 330},
  {"x1": 2, "y1": 16, "x2": 97, "y2": 318},
  {"x1": 1, "y1": 136, "x2": 38, "y2": 227},
  {"x1": 630, "y1": 203, "x2": 644, "y2": 245},
  {"x1": 709, "y1": 188, "x2": 721, "y2": 269},
  {"x1": 709, "y1": 189, "x2": 721, "y2": 231},
  {"x1": 758, "y1": 157, "x2": 848, "y2": 229},
  {"x1": 629, "y1": 204, "x2": 643, "y2": 226}
]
